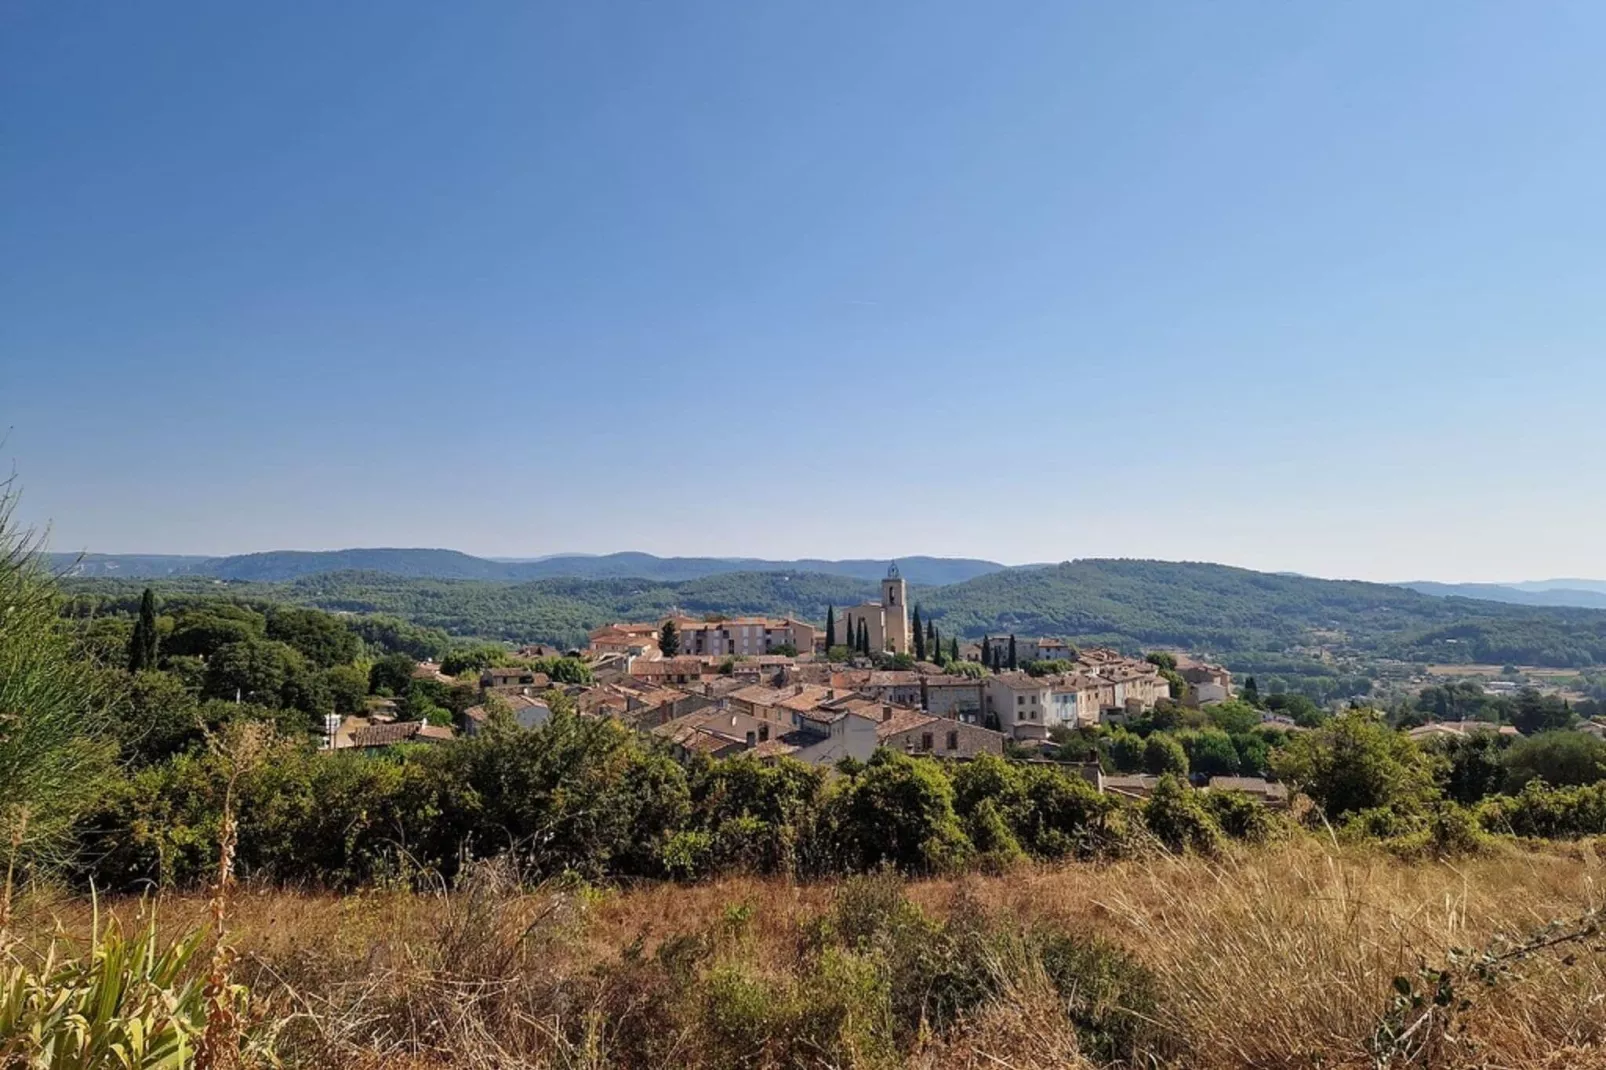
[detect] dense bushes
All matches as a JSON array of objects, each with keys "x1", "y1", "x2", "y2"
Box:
[{"x1": 68, "y1": 715, "x2": 1291, "y2": 893}]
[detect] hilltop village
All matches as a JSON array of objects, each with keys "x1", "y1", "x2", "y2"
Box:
[{"x1": 325, "y1": 564, "x2": 1249, "y2": 795}]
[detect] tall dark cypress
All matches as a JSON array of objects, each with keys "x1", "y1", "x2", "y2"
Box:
[
  {"x1": 980, "y1": 636, "x2": 990, "y2": 665},
  {"x1": 858, "y1": 619, "x2": 869, "y2": 655},
  {"x1": 930, "y1": 623, "x2": 940, "y2": 664},
  {"x1": 127, "y1": 587, "x2": 159, "y2": 672},
  {"x1": 1007, "y1": 634, "x2": 1018, "y2": 671},
  {"x1": 825, "y1": 606, "x2": 837, "y2": 650},
  {"x1": 912, "y1": 605, "x2": 925, "y2": 660},
  {"x1": 950, "y1": 637, "x2": 959, "y2": 662}
]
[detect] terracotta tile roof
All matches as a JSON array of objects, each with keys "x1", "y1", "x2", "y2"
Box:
[
  {"x1": 991, "y1": 672, "x2": 1049, "y2": 691},
  {"x1": 875, "y1": 709, "x2": 938, "y2": 738},
  {"x1": 351, "y1": 721, "x2": 455, "y2": 747}
]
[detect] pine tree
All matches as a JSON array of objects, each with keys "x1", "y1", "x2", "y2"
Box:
[
  {"x1": 1007, "y1": 634, "x2": 1018, "y2": 671},
  {"x1": 659, "y1": 619, "x2": 680, "y2": 657},
  {"x1": 127, "y1": 587, "x2": 159, "y2": 672},
  {"x1": 912, "y1": 605, "x2": 925, "y2": 661},
  {"x1": 825, "y1": 606, "x2": 836, "y2": 650}
]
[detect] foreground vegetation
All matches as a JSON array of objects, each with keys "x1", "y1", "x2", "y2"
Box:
[{"x1": 8, "y1": 841, "x2": 1606, "y2": 1069}]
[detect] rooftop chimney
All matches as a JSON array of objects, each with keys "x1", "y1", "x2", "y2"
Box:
[{"x1": 882, "y1": 704, "x2": 893, "y2": 722}]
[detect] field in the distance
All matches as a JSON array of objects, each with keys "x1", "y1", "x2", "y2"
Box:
[{"x1": 14, "y1": 840, "x2": 1606, "y2": 1069}]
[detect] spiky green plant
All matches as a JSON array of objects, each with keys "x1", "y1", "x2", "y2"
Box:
[{"x1": 0, "y1": 910, "x2": 258, "y2": 1069}]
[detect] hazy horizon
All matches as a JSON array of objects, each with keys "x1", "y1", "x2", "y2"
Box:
[{"x1": 7, "y1": 2, "x2": 1604, "y2": 584}]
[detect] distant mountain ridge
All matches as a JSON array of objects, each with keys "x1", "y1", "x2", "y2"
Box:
[
  {"x1": 1403, "y1": 581, "x2": 1606, "y2": 610},
  {"x1": 46, "y1": 548, "x2": 1010, "y2": 587}
]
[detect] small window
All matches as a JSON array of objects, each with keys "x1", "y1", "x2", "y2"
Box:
[
  {"x1": 947, "y1": 730, "x2": 959, "y2": 750},
  {"x1": 759, "y1": 724, "x2": 769, "y2": 742},
  {"x1": 921, "y1": 732, "x2": 933, "y2": 751},
  {"x1": 1017, "y1": 695, "x2": 1024, "y2": 705}
]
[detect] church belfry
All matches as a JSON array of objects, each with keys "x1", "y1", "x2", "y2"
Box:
[{"x1": 882, "y1": 562, "x2": 911, "y2": 654}]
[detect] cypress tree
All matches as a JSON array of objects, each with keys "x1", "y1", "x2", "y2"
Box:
[
  {"x1": 950, "y1": 636, "x2": 959, "y2": 662},
  {"x1": 659, "y1": 619, "x2": 680, "y2": 657},
  {"x1": 858, "y1": 619, "x2": 869, "y2": 655},
  {"x1": 825, "y1": 606, "x2": 837, "y2": 650},
  {"x1": 1007, "y1": 634, "x2": 1018, "y2": 671},
  {"x1": 930, "y1": 623, "x2": 941, "y2": 664},
  {"x1": 980, "y1": 636, "x2": 990, "y2": 666},
  {"x1": 912, "y1": 605, "x2": 925, "y2": 660},
  {"x1": 127, "y1": 587, "x2": 159, "y2": 672}
]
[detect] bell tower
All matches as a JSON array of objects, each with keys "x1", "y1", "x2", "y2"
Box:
[{"x1": 882, "y1": 562, "x2": 911, "y2": 654}]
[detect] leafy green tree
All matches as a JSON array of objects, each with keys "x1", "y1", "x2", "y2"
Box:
[
  {"x1": 1501, "y1": 731, "x2": 1606, "y2": 791},
  {"x1": 201, "y1": 638, "x2": 306, "y2": 706},
  {"x1": 439, "y1": 645, "x2": 504, "y2": 676},
  {"x1": 1206, "y1": 700, "x2": 1260, "y2": 736},
  {"x1": 824, "y1": 606, "x2": 836, "y2": 650},
  {"x1": 1432, "y1": 732, "x2": 1508, "y2": 804},
  {"x1": 1143, "y1": 775, "x2": 1221, "y2": 854},
  {"x1": 659, "y1": 619, "x2": 680, "y2": 657},
  {"x1": 1265, "y1": 692, "x2": 1325, "y2": 727},
  {"x1": 266, "y1": 605, "x2": 359, "y2": 668},
  {"x1": 1510, "y1": 689, "x2": 1574, "y2": 736},
  {"x1": 368, "y1": 652, "x2": 416, "y2": 695},
  {"x1": 163, "y1": 606, "x2": 264, "y2": 659},
  {"x1": 1145, "y1": 651, "x2": 1177, "y2": 672},
  {"x1": 823, "y1": 750, "x2": 971, "y2": 873},
  {"x1": 1105, "y1": 729, "x2": 1145, "y2": 773},
  {"x1": 1178, "y1": 728, "x2": 1239, "y2": 776},
  {"x1": 912, "y1": 604, "x2": 925, "y2": 661},
  {"x1": 127, "y1": 587, "x2": 160, "y2": 672},
  {"x1": 1241, "y1": 676, "x2": 1261, "y2": 707},
  {"x1": 321, "y1": 664, "x2": 369, "y2": 714},
  {"x1": 1270, "y1": 709, "x2": 1441, "y2": 819},
  {"x1": 1142, "y1": 733, "x2": 1189, "y2": 776},
  {"x1": 1230, "y1": 731, "x2": 1273, "y2": 777}
]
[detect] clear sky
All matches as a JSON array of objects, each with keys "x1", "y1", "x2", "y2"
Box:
[{"x1": 4, "y1": 2, "x2": 1603, "y2": 582}]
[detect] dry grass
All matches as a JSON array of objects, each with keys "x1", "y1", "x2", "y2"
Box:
[{"x1": 9, "y1": 838, "x2": 1606, "y2": 1068}]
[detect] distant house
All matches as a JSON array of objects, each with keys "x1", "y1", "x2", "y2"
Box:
[
  {"x1": 1407, "y1": 721, "x2": 1521, "y2": 742},
  {"x1": 462, "y1": 693, "x2": 552, "y2": 735},
  {"x1": 348, "y1": 721, "x2": 455, "y2": 749},
  {"x1": 481, "y1": 666, "x2": 550, "y2": 692},
  {"x1": 1205, "y1": 776, "x2": 1291, "y2": 808}
]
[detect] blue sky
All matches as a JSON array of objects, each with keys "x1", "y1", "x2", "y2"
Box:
[{"x1": 3, "y1": 1, "x2": 1603, "y2": 581}]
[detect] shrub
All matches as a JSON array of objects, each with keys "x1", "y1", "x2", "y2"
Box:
[
  {"x1": 1270, "y1": 710, "x2": 1441, "y2": 820},
  {"x1": 1501, "y1": 731, "x2": 1606, "y2": 792},
  {"x1": 1201, "y1": 789, "x2": 1275, "y2": 842},
  {"x1": 1143, "y1": 734, "x2": 1189, "y2": 776},
  {"x1": 1037, "y1": 929, "x2": 1170, "y2": 1064},
  {"x1": 1142, "y1": 776, "x2": 1222, "y2": 855}
]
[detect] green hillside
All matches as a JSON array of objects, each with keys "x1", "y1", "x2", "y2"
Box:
[{"x1": 64, "y1": 558, "x2": 1606, "y2": 668}]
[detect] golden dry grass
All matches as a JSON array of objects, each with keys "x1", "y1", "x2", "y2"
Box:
[{"x1": 11, "y1": 838, "x2": 1606, "y2": 1068}]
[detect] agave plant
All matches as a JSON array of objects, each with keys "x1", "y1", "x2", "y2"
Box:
[{"x1": 0, "y1": 914, "x2": 254, "y2": 1069}]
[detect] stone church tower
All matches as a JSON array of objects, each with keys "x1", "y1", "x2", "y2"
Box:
[{"x1": 882, "y1": 562, "x2": 911, "y2": 654}]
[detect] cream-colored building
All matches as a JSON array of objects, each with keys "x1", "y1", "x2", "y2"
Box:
[{"x1": 837, "y1": 563, "x2": 913, "y2": 654}]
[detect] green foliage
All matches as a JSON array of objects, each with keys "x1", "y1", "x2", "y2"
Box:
[
  {"x1": 0, "y1": 916, "x2": 262, "y2": 1069},
  {"x1": 1022, "y1": 658, "x2": 1073, "y2": 677},
  {"x1": 1177, "y1": 728, "x2": 1239, "y2": 776},
  {"x1": 1143, "y1": 733, "x2": 1189, "y2": 776},
  {"x1": 126, "y1": 587, "x2": 159, "y2": 672},
  {"x1": 659, "y1": 619, "x2": 680, "y2": 657},
  {"x1": 438, "y1": 645, "x2": 504, "y2": 676},
  {"x1": 1500, "y1": 730, "x2": 1606, "y2": 791},
  {"x1": 1477, "y1": 779, "x2": 1606, "y2": 839},
  {"x1": 1201, "y1": 788, "x2": 1276, "y2": 842},
  {"x1": 1142, "y1": 775, "x2": 1222, "y2": 854},
  {"x1": 1509, "y1": 688, "x2": 1575, "y2": 735},
  {"x1": 0, "y1": 491, "x2": 115, "y2": 873},
  {"x1": 265, "y1": 604, "x2": 360, "y2": 668},
  {"x1": 1271, "y1": 709, "x2": 1441, "y2": 819},
  {"x1": 368, "y1": 652, "x2": 416, "y2": 695},
  {"x1": 1431, "y1": 732, "x2": 1508, "y2": 803},
  {"x1": 822, "y1": 751, "x2": 970, "y2": 874}
]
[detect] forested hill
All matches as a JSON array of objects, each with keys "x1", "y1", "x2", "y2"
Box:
[
  {"x1": 62, "y1": 558, "x2": 1606, "y2": 668},
  {"x1": 47, "y1": 549, "x2": 1007, "y2": 586}
]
